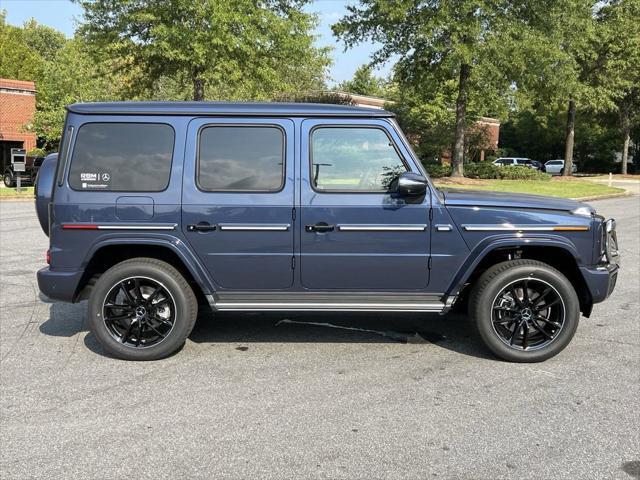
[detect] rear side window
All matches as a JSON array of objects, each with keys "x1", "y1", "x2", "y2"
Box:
[
  {"x1": 68, "y1": 123, "x2": 174, "y2": 191},
  {"x1": 197, "y1": 126, "x2": 284, "y2": 192}
]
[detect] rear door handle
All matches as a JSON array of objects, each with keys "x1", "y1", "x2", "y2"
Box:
[
  {"x1": 305, "y1": 223, "x2": 335, "y2": 233},
  {"x1": 187, "y1": 222, "x2": 217, "y2": 232}
]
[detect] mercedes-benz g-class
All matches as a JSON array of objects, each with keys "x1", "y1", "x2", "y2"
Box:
[{"x1": 35, "y1": 102, "x2": 619, "y2": 361}]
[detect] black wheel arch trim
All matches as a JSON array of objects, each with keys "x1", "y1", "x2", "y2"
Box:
[
  {"x1": 444, "y1": 236, "x2": 585, "y2": 303},
  {"x1": 78, "y1": 236, "x2": 215, "y2": 300}
]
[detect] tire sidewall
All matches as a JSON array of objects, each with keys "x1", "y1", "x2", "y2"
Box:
[
  {"x1": 473, "y1": 263, "x2": 580, "y2": 362},
  {"x1": 88, "y1": 261, "x2": 195, "y2": 360},
  {"x1": 4, "y1": 173, "x2": 14, "y2": 188}
]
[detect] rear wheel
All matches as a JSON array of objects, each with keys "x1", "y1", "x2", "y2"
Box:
[
  {"x1": 469, "y1": 259, "x2": 580, "y2": 362},
  {"x1": 88, "y1": 258, "x2": 198, "y2": 360}
]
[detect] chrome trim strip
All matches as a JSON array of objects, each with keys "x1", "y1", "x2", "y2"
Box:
[
  {"x1": 462, "y1": 224, "x2": 589, "y2": 232},
  {"x1": 337, "y1": 224, "x2": 427, "y2": 232},
  {"x1": 217, "y1": 224, "x2": 290, "y2": 231},
  {"x1": 97, "y1": 224, "x2": 177, "y2": 230},
  {"x1": 215, "y1": 302, "x2": 444, "y2": 312},
  {"x1": 435, "y1": 224, "x2": 452, "y2": 232}
]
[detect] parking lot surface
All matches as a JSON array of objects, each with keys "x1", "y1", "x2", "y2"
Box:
[{"x1": 1, "y1": 196, "x2": 639, "y2": 480}]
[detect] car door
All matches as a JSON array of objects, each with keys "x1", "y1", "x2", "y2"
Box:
[
  {"x1": 182, "y1": 118, "x2": 295, "y2": 290},
  {"x1": 300, "y1": 119, "x2": 431, "y2": 291}
]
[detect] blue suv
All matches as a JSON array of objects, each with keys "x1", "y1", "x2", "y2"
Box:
[{"x1": 35, "y1": 102, "x2": 619, "y2": 362}]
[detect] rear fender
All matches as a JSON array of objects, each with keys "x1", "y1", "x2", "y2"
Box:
[{"x1": 83, "y1": 236, "x2": 215, "y2": 295}]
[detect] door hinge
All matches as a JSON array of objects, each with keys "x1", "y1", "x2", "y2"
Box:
[
  {"x1": 428, "y1": 256, "x2": 432, "y2": 270},
  {"x1": 292, "y1": 207, "x2": 296, "y2": 221},
  {"x1": 291, "y1": 256, "x2": 296, "y2": 269},
  {"x1": 429, "y1": 207, "x2": 433, "y2": 221}
]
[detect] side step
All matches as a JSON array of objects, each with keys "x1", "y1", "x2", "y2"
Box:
[{"x1": 208, "y1": 292, "x2": 447, "y2": 313}]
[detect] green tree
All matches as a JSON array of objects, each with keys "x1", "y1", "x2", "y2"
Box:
[
  {"x1": 75, "y1": 0, "x2": 330, "y2": 101},
  {"x1": 338, "y1": 64, "x2": 387, "y2": 97},
  {"x1": 333, "y1": 0, "x2": 550, "y2": 177},
  {"x1": 593, "y1": 0, "x2": 640, "y2": 174},
  {"x1": 0, "y1": 12, "x2": 43, "y2": 81}
]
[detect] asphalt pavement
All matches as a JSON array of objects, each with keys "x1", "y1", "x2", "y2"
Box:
[{"x1": 1, "y1": 196, "x2": 638, "y2": 480}]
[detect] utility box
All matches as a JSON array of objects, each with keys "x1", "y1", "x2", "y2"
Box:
[{"x1": 11, "y1": 148, "x2": 27, "y2": 172}]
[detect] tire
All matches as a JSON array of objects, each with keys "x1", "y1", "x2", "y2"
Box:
[
  {"x1": 469, "y1": 259, "x2": 580, "y2": 362},
  {"x1": 88, "y1": 258, "x2": 198, "y2": 360},
  {"x1": 4, "y1": 173, "x2": 14, "y2": 188}
]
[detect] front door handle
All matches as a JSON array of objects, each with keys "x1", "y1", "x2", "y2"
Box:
[
  {"x1": 305, "y1": 222, "x2": 335, "y2": 233},
  {"x1": 187, "y1": 222, "x2": 217, "y2": 232}
]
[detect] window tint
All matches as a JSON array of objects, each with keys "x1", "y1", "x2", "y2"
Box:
[
  {"x1": 311, "y1": 127, "x2": 407, "y2": 192},
  {"x1": 198, "y1": 126, "x2": 284, "y2": 191},
  {"x1": 69, "y1": 123, "x2": 174, "y2": 191}
]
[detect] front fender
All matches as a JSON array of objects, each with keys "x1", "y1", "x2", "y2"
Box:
[{"x1": 445, "y1": 235, "x2": 582, "y2": 298}]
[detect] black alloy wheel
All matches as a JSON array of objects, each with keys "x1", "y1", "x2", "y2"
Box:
[
  {"x1": 89, "y1": 258, "x2": 198, "y2": 360},
  {"x1": 469, "y1": 259, "x2": 580, "y2": 362},
  {"x1": 491, "y1": 278, "x2": 565, "y2": 351},
  {"x1": 102, "y1": 276, "x2": 176, "y2": 348}
]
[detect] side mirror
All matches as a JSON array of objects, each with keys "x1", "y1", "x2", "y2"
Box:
[{"x1": 393, "y1": 172, "x2": 428, "y2": 198}]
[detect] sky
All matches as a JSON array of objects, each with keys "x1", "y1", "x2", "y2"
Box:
[{"x1": 1, "y1": 0, "x2": 392, "y2": 85}]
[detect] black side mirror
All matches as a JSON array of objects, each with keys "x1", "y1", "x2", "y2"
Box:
[{"x1": 393, "y1": 172, "x2": 428, "y2": 198}]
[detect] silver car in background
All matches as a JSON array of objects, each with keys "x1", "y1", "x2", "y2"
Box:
[{"x1": 544, "y1": 159, "x2": 578, "y2": 175}]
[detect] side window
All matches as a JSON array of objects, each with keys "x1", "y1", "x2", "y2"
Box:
[
  {"x1": 68, "y1": 123, "x2": 174, "y2": 191},
  {"x1": 311, "y1": 127, "x2": 407, "y2": 192},
  {"x1": 198, "y1": 126, "x2": 284, "y2": 192}
]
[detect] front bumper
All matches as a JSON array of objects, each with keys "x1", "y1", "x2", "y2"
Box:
[
  {"x1": 37, "y1": 267, "x2": 83, "y2": 303},
  {"x1": 580, "y1": 263, "x2": 619, "y2": 304}
]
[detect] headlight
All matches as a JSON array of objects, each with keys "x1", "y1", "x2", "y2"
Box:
[{"x1": 571, "y1": 206, "x2": 594, "y2": 217}]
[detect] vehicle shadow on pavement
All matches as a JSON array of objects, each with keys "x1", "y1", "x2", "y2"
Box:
[{"x1": 38, "y1": 301, "x2": 496, "y2": 361}]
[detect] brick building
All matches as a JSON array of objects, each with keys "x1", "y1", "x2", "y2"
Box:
[{"x1": 0, "y1": 78, "x2": 37, "y2": 172}]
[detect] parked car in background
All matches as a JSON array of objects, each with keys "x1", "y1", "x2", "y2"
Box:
[
  {"x1": 529, "y1": 160, "x2": 543, "y2": 171},
  {"x1": 3, "y1": 155, "x2": 45, "y2": 187},
  {"x1": 493, "y1": 157, "x2": 538, "y2": 169},
  {"x1": 544, "y1": 159, "x2": 578, "y2": 175}
]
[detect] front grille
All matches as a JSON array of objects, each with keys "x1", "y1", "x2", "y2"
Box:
[{"x1": 603, "y1": 219, "x2": 620, "y2": 266}]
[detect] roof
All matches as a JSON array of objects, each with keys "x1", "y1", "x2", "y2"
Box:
[
  {"x1": 0, "y1": 78, "x2": 36, "y2": 93},
  {"x1": 66, "y1": 101, "x2": 395, "y2": 118}
]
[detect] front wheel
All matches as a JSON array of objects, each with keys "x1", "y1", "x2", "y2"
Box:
[
  {"x1": 469, "y1": 259, "x2": 580, "y2": 362},
  {"x1": 4, "y1": 172, "x2": 14, "y2": 188},
  {"x1": 88, "y1": 258, "x2": 198, "y2": 360}
]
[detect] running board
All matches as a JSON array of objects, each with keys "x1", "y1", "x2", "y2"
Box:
[{"x1": 207, "y1": 292, "x2": 447, "y2": 313}]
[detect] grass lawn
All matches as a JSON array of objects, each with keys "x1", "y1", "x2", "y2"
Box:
[
  {"x1": 0, "y1": 186, "x2": 34, "y2": 198},
  {"x1": 434, "y1": 178, "x2": 625, "y2": 199}
]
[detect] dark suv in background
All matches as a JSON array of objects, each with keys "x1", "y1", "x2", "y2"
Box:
[{"x1": 35, "y1": 102, "x2": 619, "y2": 362}]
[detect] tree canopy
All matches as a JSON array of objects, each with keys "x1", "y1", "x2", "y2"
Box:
[{"x1": 75, "y1": 0, "x2": 330, "y2": 101}]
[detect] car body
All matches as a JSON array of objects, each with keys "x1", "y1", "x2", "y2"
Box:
[
  {"x1": 35, "y1": 102, "x2": 619, "y2": 362},
  {"x1": 529, "y1": 160, "x2": 543, "y2": 171},
  {"x1": 544, "y1": 159, "x2": 578, "y2": 175},
  {"x1": 492, "y1": 157, "x2": 535, "y2": 168}
]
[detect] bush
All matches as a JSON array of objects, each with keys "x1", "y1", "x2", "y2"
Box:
[
  {"x1": 27, "y1": 147, "x2": 46, "y2": 157},
  {"x1": 464, "y1": 162, "x2": 500, "y2": 179},
  {"x1": 422, "y1": 162, "x2": 452, "y2": 178},
  {"x1": 497, "y1": 166, "x2": 551, "y2": 180}
]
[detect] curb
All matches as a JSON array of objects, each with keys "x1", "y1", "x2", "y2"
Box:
[
  {"x1": 571, "y1": 192, "x2": 632, "y2": 202},
  {"x1": 0, "y1": 196, "x2": 34, "y2": 201}
]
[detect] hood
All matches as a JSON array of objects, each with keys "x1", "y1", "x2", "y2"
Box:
[{"x1": 442, "y1": 189, "x2": 592, "y2": 213}]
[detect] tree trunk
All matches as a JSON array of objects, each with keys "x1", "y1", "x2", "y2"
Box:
[
  {"x1": 563, "y1": 98, "x2": 576, "y2": 177},
  {"x1": 193, "y1": 71, "x2": 205, "y2": 101},
  {"x1": 621, "y1": 104, "x2": 630, "y2": 175},
  {"x1": 451, "y1": 63, "x2": 471, "y2": 178}
]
